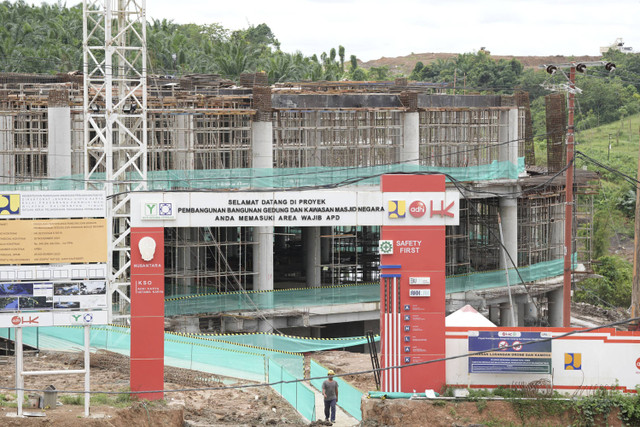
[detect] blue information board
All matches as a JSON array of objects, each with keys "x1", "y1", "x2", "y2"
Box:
[{"x1": 468, "y1": 331, "x2": 552, "y2": 374}]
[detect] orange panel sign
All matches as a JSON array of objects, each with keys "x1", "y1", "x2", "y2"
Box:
[{"x1": 0, "y1": 219, "x2": 107, "y2": 264}]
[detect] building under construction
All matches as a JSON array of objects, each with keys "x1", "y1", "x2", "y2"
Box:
[{"x1": 0, "y1": 72, "x2": 598, "y2": 337}]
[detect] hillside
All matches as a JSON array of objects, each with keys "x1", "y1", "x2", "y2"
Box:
[{"x1": 360, "y1": 52, "x2": 604, "y2": 76}]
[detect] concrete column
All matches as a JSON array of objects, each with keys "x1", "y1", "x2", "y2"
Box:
[
  {"x1": 499, "y1": 108, "x2": 519, "y2": 167},
  {"x1": 47, "y1": 106, "x2": 72, "y2": 178},
  {"x1": 304, "y1": 118, "x2": 323, "y2": 289},
  {"x1": 320, "y1": 226, "x2": 332, "y2": 264},
  {"x1": 499, "y1": 302, "x2": 517, "y2": 326},
  {"x1": 71, "y1": 113, "x2": 84, "y2": 175},
  {"x1": 516, "y1": 302, "x2": 525, "y2": 326},
  {"x1": 252, "y1": 121, "x2": 274, "y2": 292},
  {"x1": 252, "y1": 121, "x2": 273, "y2": 168},
  {"x1": 257, "y1": 319, "x2": 272, "y2": 333},
  {"x1": 552, "y1": 203, "x2": 564, "y2": 259},
  {"x1": 175, "y1": 114, "x2": 194, "y2": 170},
  {"x1": 548, "y1": 288, "x2": 564, "y2": 327},
  {"x1": 489, "y1": 304, "x2": 500, "y2": 325},
  {"x1": 304, "y1": 227, "x2": 321, "y2": 287},
  {"x1": 524, "y1": 301, "x2": 538, "y2": 326},
  {"x1": 0, "y1": 114, "x2": 13, "y2": 184},
  {"x1": 401, "y1": 111, "x2": 419, "y2": 165},
  {"x1": 499, "y1": 197, "x2": 518, "y2": 270}
]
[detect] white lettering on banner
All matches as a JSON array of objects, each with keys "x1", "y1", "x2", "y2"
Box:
[
  {"x1": 397, "y1": 240, "x2": 422, "y2": 254},
  {"x1": 130, "y1": 190, "x2": 461, "y2": 227}
]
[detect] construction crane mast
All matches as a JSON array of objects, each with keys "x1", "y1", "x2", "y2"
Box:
[{"x1": 83, "y1": 0, "x2": 148, "y2": 323}]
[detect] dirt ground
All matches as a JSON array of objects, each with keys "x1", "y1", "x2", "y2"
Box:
[
  {"x1": 0, "y1": 301, "x2": 625, "y2": 426},
  {"x1": 0, "y1": 350, "x2": 306, "y2": 426},
  {"x1": 360, "y1": 52, "x2": 603, "y2": 76},
  {"x1": 309, "y1": 351, "x2": 377, "y2": 393}
]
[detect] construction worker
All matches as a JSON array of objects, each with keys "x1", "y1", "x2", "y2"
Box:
[{"x1": 322, "y1": 369, "x2": 339, "y2": 423}]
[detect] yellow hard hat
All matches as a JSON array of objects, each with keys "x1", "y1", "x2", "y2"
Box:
[{"x1": 327, "y1": 370, "x2": 335, "y2": 376}]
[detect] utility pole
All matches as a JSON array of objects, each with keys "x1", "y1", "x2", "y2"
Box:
[
  {"x1": 563, "y1": 65, "x2": 576, "y2": 328},
  {"x1": 543, "y1": 61, "x2": 616, "y2": 327}
]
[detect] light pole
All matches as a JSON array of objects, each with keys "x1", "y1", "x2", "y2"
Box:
[{"x1": 543, "y1": 61, "x2": 616, "y2": 327}]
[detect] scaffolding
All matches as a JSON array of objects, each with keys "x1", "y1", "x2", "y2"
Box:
[
  {"x1": 319, "y1": 226, "x2": 380, "y2": 286},
  {"x1": 419, "y1": 108, "x2": 509, "y2": 168},
  {"x1": 273, "y1": 110, "x2": 403, "y2": 168},
  {"x1": 147, "y1": 111, "x2": 252, "y2": 172},
  {"x1": 545, "y1": 93, "x2": 567, "y2": 172},
  {"x1": 517, "y1": 191, "x2": 565, "y2": 266},
  {"x1": 164, "y1": 227, "x2": 255, "y2": 297},
  {"x1": 0, "y1": 74, "x2": 599, "y2": 307}
]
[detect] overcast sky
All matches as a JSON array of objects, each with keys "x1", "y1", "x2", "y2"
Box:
[{"x1": 19, "y1": 0, "x2": 640, "y2": 61}]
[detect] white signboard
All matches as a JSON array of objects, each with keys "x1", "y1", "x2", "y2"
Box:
[
  {"x1": 0, "y1": 279, "x2": 108, "y2": 327},
  {"x1": 409, "y1": 277, "x2": 431, "y2": 285},
  {"x1": 0, "y1": 191, "x2": 108, "y2": 327},
  {"x1": 131, "y1": 190, "x2": 460, "y2": 227},
  {"x1": 0, "y1": 191, "x2": 106, "y2": 219},
  {"x1": 409, "y1": 289, "x2": 431, "y2": 297}
]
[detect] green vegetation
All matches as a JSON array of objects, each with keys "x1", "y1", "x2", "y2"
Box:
[
  {"x1": 0, "y1": 1, "x2": 371, "y2": 83},
  {"x1": 0, "y1": 393, "x2": 18, "y2": 407},
  {"x1": 58, "y1": 390, "x2": 133, "y2": 408},
  {"x1": 572, "y1": 111, "x2": 640, "y2": 308},
  {"x1": 575, "y1": 255, "x2": 633, "y2": 307},
  {"x1": 452, "y1": 386, "x2": 640, "y2": 426}
]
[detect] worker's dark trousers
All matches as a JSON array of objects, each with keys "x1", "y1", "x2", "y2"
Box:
[{"x1": 324, "y1": 398, "x2": 336, "y2": 421}]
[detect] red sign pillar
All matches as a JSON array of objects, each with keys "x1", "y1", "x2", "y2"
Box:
[
  {"x1": 130, "y1": 227, "x2": 165, "y2": 400},
  {"x1": 380, "y1": 175, "x2": 447, "y2": 393}
]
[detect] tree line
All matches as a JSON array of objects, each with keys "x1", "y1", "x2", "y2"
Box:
[{"x1": 2, "y1": 1, "x2": 639, "y2": 135}]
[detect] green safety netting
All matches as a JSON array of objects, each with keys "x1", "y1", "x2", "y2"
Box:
[
  {"x1": 191, "y1": 332, "x2": 379, "y2": 353},
  {"x1": 310, "y1": 359, "x2": 363, "y2": 421},
  {"x1": 268, "y1": 359, "x2": 316, "y2": 422},
  {"x1": 0, "y1": 325, "x2": 272, "y2": 382},
  {"x1": 166, "y1": 332, "x2": 303, "y2": 378},
  {"x1": 165, "y1": 284, "x2": 379, "y2": 316},
  {"x1": 446, "y1": 256, "x2": 572, "y2": 293},
  {"x1": 0, "y1": 326, "x2": 379, "y2": 379},
  {"x1": 165, "y1": 257, "x2": 567, "y2": 316},
  {"x1": 0, "y1": 159, "x2": 524, "y2": 192}
]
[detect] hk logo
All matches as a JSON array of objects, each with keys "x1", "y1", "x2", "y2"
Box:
[
  {"x1": 0, "y1": 194, "x2": 20, "y2": 215},
  {"x1": 388, "y1": 200, "x2": 405, "y2": 219},
  {"x1": 11, "y1": 315, "x2": 39, "y2": 325}
]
